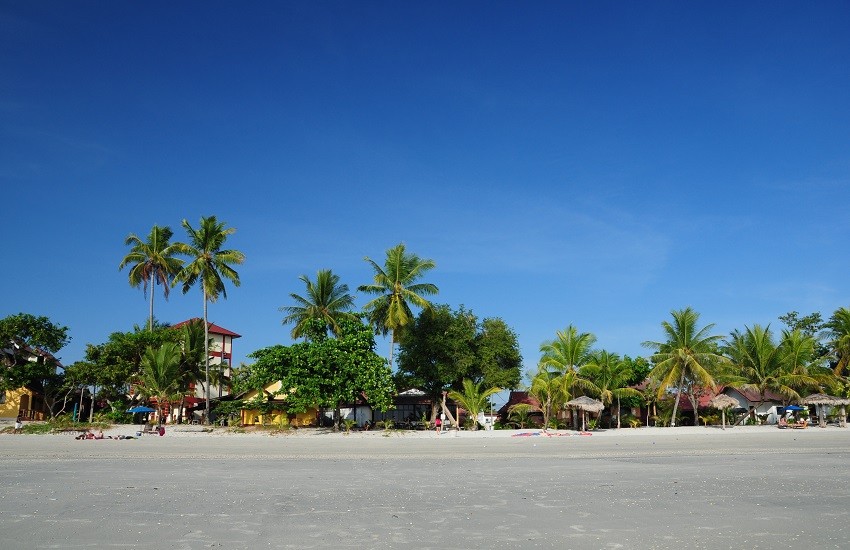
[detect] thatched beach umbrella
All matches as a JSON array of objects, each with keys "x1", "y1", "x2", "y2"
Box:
[
  {"x1": 566, "y1": 396, "x2": 604, "y2": 431},
  {"x1": 801, "y1": 394, "x2": 838, "y2": 428},
  {"x1": 708, "y1": 394, "x2": 739, "y2": 430},
  {"x1": 833, "y1": 397, "x2": 850, "y2": 428}
]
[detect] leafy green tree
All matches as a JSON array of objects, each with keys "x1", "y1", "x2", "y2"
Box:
[
  {"x1": 580, "y1": 350, "x2": 641, "y2": 428},
  {"x1": 138, "y1": 343, "x2": 182, "y2": 425},
  {"x1": 119, "y1": 225, "x2": 184, "y2": 331},
  {"x1": 84, "y1": 324, "x2": 180, "y2": 405},
  {"x1": 359, "y1": 243, "x2": 438, "y2": 368},
  {"x1": 0, "y1": 313, "x2": 70, "y2": 393},
  {"x1": 280, "y1": 269, "x2": 356, "y2": 340},
  {"x1": 396, "y1": 305, "x2": 522, "y2": 420},
  {"x1": 643, "y1": 307, "x2": 728, "y2": 427},
  {"x1": 779, "y1": 310, "x2": 828, "y2": 358},
  {"x1": 174, "y1": 215, "x2": 245, "y2": 423},
  {"x1": 447, "y1": 378, "x2": 501, "y2": 430},
  {"x1": 476, "y1": 318, "x2": 523, "y2": 390},
  {"x1": 245, "y1": 317, "x2": 395, "y2": 431}
]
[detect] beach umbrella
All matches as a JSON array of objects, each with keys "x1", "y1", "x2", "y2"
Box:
[
  {"x1": 566, "y1": 396, "x2": 604, "y2": 431},
  {"x1": 708, "y1": 394, "x2": 738, "y2": 430},
  {"x1": 783, "y1": 405, "x2": 805, "y2": 411},
  {"x1": 127, "y1": 406, "x2": 156, "y2": 413}
]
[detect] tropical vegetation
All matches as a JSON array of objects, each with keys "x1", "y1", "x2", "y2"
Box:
[{"x1": 7, "y1": 218, "x2": 850, "y2": 433}]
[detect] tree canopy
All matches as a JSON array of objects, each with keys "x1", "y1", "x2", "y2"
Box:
[
  {"x1": 0, "y1": 313, "x2": 70, "y2": 392},
  {"x1": 396, "y1": 305, "x2": 522, "y2": 412}
]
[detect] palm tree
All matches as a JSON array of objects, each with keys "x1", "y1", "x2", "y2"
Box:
[
  {"x1": 825, "y1": 307, "x2": 850, "y2": 376},
  {"x1": 643, "y1": 307, "x2": 728, "y2": 427},
  {"x1": 280, "y1": 269, "x2": 355, "y2": 340},
  {"x1": 539, "y1": 325, "x2": 597, "y2": 373},
  {"x1": 358, "y1": 243, "x2": 438, "y2": 368},
  {"x1": 119, "y1": 225, "x2": 184, "y2": 331},
  {"x1": 725, "y1": 325, "x2": 811, "y2": 408},
  {"x1": 447, "y1": 378, "x2": 500, "y2": 431},
  {"x1": 528, "y1": 366, "x2": 562, "y2": 430},
  {"x1": 539, "y1": 326, "x2": 597, "y2": 427},
  {"x1": 138, "y1": 343, "x2": 182, "y2": 425},
  {"x1": 173, "y1": 216, "x2": 245, "y2": 424},
  {"x1": 175, "y1": 319, "x2": 207, "y2": 424},
  {"x1": 580, "y1": 350, "x2": 641, "y2": 428}
]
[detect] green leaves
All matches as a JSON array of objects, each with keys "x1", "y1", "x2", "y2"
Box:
[
  {"x1": 396, "y1": 305, "x2": 522, "y2": 401},
  {"x1": 244, "y1": 318, "x2": 395, "y2": 416},
  {"x1": 359, "y1": 243, "x2": 438, "y2": 352},
  {"x1": 280, "y1": 269, "x2": 356, "y2": 340}
]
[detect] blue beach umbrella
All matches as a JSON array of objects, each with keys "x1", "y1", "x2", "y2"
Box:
[
  {"x1": 127, "y1": 406, "x2": 156, "y2": 413},
  {"x1": 784, "y1": 405, "x2": 805, "y2": 411}
]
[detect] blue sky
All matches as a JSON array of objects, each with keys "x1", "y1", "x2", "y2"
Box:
[{"x1": 2, "y1": 2, "x2": 849, "y2": 404}]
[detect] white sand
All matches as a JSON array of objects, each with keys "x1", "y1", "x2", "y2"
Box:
[{"x1": 2, "y1": 425, "x2": 849, "y2": 549}]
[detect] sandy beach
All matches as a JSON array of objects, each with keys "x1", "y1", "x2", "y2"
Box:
[{"x1": 2, "y1": 426, "x2": 848, "y2": 549}]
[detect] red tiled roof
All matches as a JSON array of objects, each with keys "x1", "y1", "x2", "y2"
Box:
[
  {"x1": 497, "y1": 391, "x2": 541, "y2": 417},
  {"x1": 172, "y1": 318, "x2": 241, "y2": 338}
]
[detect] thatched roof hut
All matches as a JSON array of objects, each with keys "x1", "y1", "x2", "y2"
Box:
[
  {"x1": 566, "y1": 396, "x2": 603, "y2": 431},
  {"x1": 801, "y1": 393, "x2": 837, "y2": 406},
  {"x1": 566, "y1": 396, "x2": 604, "y2": 413},
  {"x1": 801, "y1": 394, "x2": 850, "y2": 428},
  {"x1": 708, "y1": 394, "x2": 739, "y2": 430},
  {"x1": 708, "y1": 394, "x2": 739, "y2": 409}
]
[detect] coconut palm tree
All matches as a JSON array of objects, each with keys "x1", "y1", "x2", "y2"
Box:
[
  {"x1": 580, "y1": 350, "x2": 641, "y2": 428},
  {"x1": 138, "y1": 343, "x2": 182, "y2": 425},
  {"x1": 280, "y1": 269, "x2": 355, "y2": 340},
  {"x1": 173, "y1": 216, "x2": 245, "y2": 424},
  {"x1": 725, "y1": 325, "x2": 817, "y2": 409},
  {"x1": 539, "y1": 326, "x2": 597, "y2": 427},
  {"x1": 825, "y1": 307, "x2": 850, "y2": 376},
  {"x1": 643, "y1": 307, "x2": 728, "y2": 427},
  {"x1": 119, "y1": 225, "x2": 184, "y2": 331},
  {"x1": 447, "y1": 378, "x2": 500, "y2": 431},
  {"x1": 175, "y1": 319, "x2": 207, "y2": 424},
  {"x1": 528, "y1": 366, "x2": 561, "y2": 430},
  {"x1": 539, "y1": 325, "x2": 597, "y2": 374},
  {"x1": 358, "y1": 243, "x2": 438, "y2": 368}
]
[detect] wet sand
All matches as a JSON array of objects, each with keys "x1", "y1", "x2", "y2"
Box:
[{"x1": 1, "y1": 426, "x2": 848, "y2": 549}]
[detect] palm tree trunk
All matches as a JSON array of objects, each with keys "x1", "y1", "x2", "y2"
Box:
[
  {"x1": 148, "y1": 274, "x2": 155, "y2": 331},
  {"x1": 388, "y1": 329, "x2": 395, "y2": 369},
  {"x1": 203, "y1": 290, "x2": 210, "y2": 425},
  {"x1": 670, "y1": 371, "x2": 685, "y2": 427},
  {"x1": 616, "y1": 396, "x2": 621, "y2": 429}
]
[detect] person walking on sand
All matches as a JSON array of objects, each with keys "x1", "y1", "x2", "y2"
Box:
[
  {"x1": 14, "y1": 414, "x2": 23, "y2": 434},
  {"x1": 435, "y1": 416, "x2": 442, "y2": 434}
]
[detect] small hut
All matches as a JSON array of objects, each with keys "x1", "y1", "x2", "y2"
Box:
[
  {"x1": 801, "y1": 394, "x2": 843, "y2": 428},
  {"x1": 708, "y1": 394, "x2": 738, "y2": 430},
  {"x1": 566, "y1": 396, "x2": 604, "y2": 431}
]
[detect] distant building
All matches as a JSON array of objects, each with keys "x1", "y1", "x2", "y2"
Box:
[
  {"x1": 0, "y1": 343, "x2": 60, "y2": 422},
  {"x1": 167, "y1": 319, "x2": 241, "y2": 422}
]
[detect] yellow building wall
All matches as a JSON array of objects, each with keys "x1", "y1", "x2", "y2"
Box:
[
  {"x1": 0, "y1": 388, "x2": 32, "y2": 419},
  {"x1": 240, "y1": 407, "x2": 318, "y2": 427}
]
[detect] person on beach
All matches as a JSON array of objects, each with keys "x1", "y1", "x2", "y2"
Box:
[
  {"x1": 435, "y1": 416, "x2": 442, "y2": 434},
  {"x1": 14, "y1": 414, "x2": 23, "y2": 434}
]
